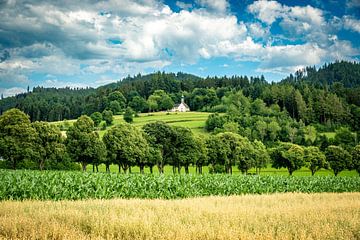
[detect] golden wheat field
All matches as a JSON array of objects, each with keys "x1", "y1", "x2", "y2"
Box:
[{"x1": 0, "y1": 193, "x2": 359, "y2": 240}]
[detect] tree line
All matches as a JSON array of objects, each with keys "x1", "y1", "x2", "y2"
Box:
[{"x1": 1, "y1": 108, "x2": 359, "y2": 176}]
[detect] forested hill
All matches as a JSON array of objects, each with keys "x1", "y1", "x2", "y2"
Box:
[
  {"x1": 0, "y1": 61, "x2": 360, "y2": 127},
  {"x1": 281, "y1": 61, "x2": 360, "y2": 88}
]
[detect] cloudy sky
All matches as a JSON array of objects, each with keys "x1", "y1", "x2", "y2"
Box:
[{"x1": 0, "y1": 0, "x2": 359, "y2": 97}]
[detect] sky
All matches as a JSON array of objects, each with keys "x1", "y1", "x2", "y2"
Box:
[{"x1": 0, "y1": 0, "x2": 359, "y2": 97}]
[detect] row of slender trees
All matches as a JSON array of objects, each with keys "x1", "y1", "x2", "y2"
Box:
[{"x1": 1, "y1": 108, "x2": 359, "y2": 176}]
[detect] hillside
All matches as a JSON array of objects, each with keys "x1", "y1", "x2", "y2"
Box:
[
  {"x1": 1, "y1": 61, "x2": 360, "y2": 129},
  {"x1": 281, "y1": 61, "x2": 360, "y2": 88}
]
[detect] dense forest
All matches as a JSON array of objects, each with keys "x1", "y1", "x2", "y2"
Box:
[{"x1": 1, "y1": 61, "x2": 359, "y2": 129}]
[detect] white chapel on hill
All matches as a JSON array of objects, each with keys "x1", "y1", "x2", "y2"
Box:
[{"x1": 171, "y1": 95, "x2": 190, "y2": 112}]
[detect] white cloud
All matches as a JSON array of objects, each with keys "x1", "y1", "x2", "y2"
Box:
[
  {"x1": 247, "y1": 0, "x2": 284, "y2": 25},
  {"x1": 196, "y1": 0, "x2": 229, "y2": 13},
  {"x1": 258, "y1": 43, "x2": 326, "y2": 73},
  {"x1": 248, "y1": 1, "x2": 326, "y2": 41},
  {"x1": 343, "y1": 15, "x2": 360, "y2": 33},
  {"x1": 118, "y1": 10, "x2": 247, "y2": 63},
  {"x1": 326, "y1": 39, "x2": 360, "y2": 60},
  {"x1": 248, "y1": 22, "x2": 269, "y2": 39},
  {"x1": 0, "y1": 0, "x2": 358, "y2": 89},
  {"x1": 0, "y1": 87, "x2": 27, "y2": 98}
]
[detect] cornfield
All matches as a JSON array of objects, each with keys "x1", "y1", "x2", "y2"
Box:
[{"x1": 0, "y1": 170, "x2": 359, "y2": 200}]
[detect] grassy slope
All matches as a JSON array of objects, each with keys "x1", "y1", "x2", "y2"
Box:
[
  {"x1": 53, "y1": 111, "x2": 212, "y2": 137},
  {"x1": 1, "y1": 192, "x2": 359, "y2": 239},
  {"x1": 106, "y1": 111, "x2": 211, "y2": 136}
]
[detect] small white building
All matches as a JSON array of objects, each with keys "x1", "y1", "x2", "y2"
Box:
[{"x1": 171, "y1": 95, "x2": 190, "y2": 112}]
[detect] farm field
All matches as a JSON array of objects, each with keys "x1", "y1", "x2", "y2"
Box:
[
  {"x1": 1, "y1": 192, "x2": 359, "y2": 239},
  {"x1": 1, "y1": 170, "x2": 359, "y2": 201}
]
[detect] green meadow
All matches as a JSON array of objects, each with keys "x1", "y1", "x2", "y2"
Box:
[{"x1": 55, "y1": 111, "x2": 212, "y2": 137}]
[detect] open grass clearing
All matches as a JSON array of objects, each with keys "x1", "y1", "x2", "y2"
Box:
[{"x1": 0, "y1": 192, "x2": 359, "y2": 240}]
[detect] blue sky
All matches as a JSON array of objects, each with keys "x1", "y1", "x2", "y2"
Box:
[{"x1": 0, "y1": 0, "x2": 359, "y2": 97}]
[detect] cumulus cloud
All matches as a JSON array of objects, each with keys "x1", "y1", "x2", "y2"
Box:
[
  {"x1": 196, "y1": 0, "x2": 229, "y2": 13},
  {"x1": 0, "y1": 0, "x2": 358, "y2": 94},
  {"x1": 258, "y1": 44, "x2": 326, "y2": 73},
  {"x1": 248, "y1": 22, "x2": 270, "y2": 39},
  {"x1": 0, "y1": 0, "x2": 244, "y2": 72},
  {"x1": 247, "y1": 0, "x2": 284, "y2": 25},
  {"x1": 343, "y1": 15, "x2": 360, "y2": 33},
  {"x1": 248, "y1": 0, "x2": 326, "y2": 42}
]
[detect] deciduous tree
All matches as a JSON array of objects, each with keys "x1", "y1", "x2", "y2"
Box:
[
  {"x1": 32, "y1": 121, "x2": 67, "y2": 170},
  {"x1": 65, "y1": 115, "x2": 104, "y2": 171},
  {"x1": 0, "y1": 109, "x2": 36, "y2": 169},
  {"x1": 143, "y1": 121, "x2": 176, "y2": 174},
  {"x1": 103, "y1": 123, "x2": 149, "y2": 173},
  {"x1": 304, "y1": 146, "x2": 327, "y2": 176},
  {"x1": 271, "y1": 143, "x2": 305, "y2": 175},
  {"x1": 325, "y1": 145, "x2": 352, "y2": 176}
]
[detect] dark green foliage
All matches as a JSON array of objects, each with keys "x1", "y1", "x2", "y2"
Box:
[
  {"x1": 205, "y1": 135, "x2": 223, "y2": 168},
  {"x1": 334, "y1": 127, "x2": 356, "y2": 150},
  {"x1": 304, "y1": 146, "x2": 327, "y2": 176},
  {"x1": 32, "y1": 121, "x2": 68, "y2": 170},
  {"x1": 208, "y1": 164, "x2": 226, "y2": 174},
  {"x1": 1, "y1": 170, "x2": 359, "y2": 200},
  {"x1": 102, "y1": 110, "x2": 113, "y2": 126},
  {"x1": 171, "y1": 126, "x2": 198, "y2": 174},
  {"x1": 108, "y1": 91, "x2": 126, "y2": 109},
  {"x1": 129, "y1": 96, "x2": 148, "y2": 113},
  {"x1": 109, "y1": 100, "x2": 122, "y2": 114},
  {"x1": 142, "y1": 121, "x2": 176, "y2": 174},
  {"x1": 252, "y1": 140, "x2": 270, "y2": 174},
  {"x1": 90, "y1": 112, "x2": 102, "y2": 127},
  {"x1": 194, "y1": 136, "x2": 208, "y2": 174},
  {"x1": 352, "y1": 145, "x2": 360, "y2": 175},
  {"x1": 205, "y1": 113, "x2": 226, "y2": 131},
  {"x1": 65, "y1": 116, "x2": 105, "y2": 171},
  {"x1": 147, "y1": 90, "x2": 174, "y2": 111},
  {"x1": 0, "y1": 109, "x2": 36, "y2": 169},
  {"x1": 123, "y1": 107, "x2": 134, "y2": 123},
  {"x1": 271, "y1": 143, "x2": 305, "y2": 176},
  {"x1": 103, "y1": 123, "x2": 149, "y2": 173},
  {"x1": 325, "y1": 145, "x2": 352, "y2": 176}
]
